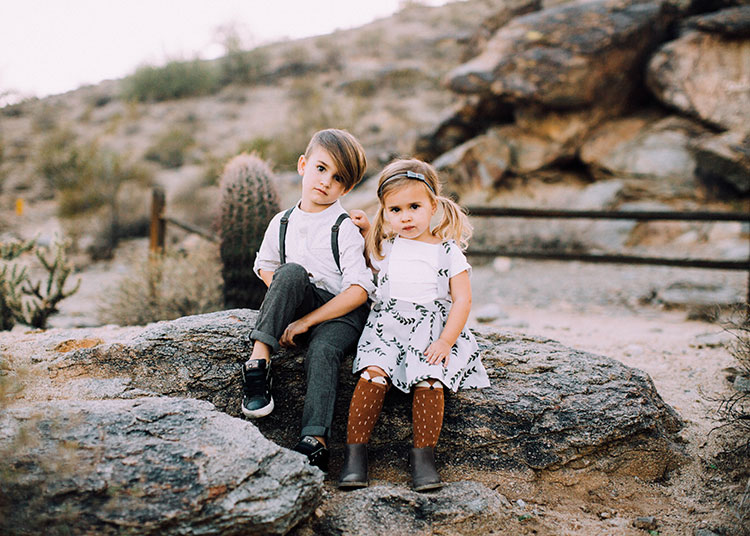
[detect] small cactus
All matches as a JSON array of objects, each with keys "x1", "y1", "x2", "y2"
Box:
[
  {"x1": 0, "y1": 237, "x2": 80, "y2": 330},
  {"x1": 219, "y1": 153, "x2": 280, "y2": 309}
]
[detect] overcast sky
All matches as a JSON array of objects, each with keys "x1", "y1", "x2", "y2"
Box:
[{"x1": 0, "y1": 0, "x2": 447, "y2": 101}]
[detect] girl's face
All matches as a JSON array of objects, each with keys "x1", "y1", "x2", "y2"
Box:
[{"x1": 382, "y1": 181, "x2": 437, "y2": 243}]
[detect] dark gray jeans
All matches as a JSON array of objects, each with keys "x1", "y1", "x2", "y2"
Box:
[{"x1": 250, "y1": 262, "x2": 370, "y2": 441}]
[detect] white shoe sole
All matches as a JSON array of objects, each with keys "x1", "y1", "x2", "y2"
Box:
[{"x1": 241, "y1": 396, "x2": 274, "y2": 418}]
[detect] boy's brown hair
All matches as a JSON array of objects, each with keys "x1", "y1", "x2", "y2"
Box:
[{"x1": 305, "y1": 129, "x2": 367, "y2": 192}]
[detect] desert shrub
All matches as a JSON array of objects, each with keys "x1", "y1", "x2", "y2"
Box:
[
  {"x1": 0, "y1": 237, "x2": 81, "y2": 330},
  {"x1": 220, "y1": 45, "x2": 270, "y2": 86},
  {"x1": 354, "y1": 28, "x2": 386, "y2": 57},
  {"x1": 144, "y1": 127, "x2": 196, "y2": 168},
  {"x1": 98, "y1": 244, "x2": 223, "y2": 326},
  {"x1": 285, "y1": 79, "x2": 366, "y2": 160},
  {"x1": 279, "y1": 44, "x2": 312, "y2": 75},
  {"x1": 235, "y1": 136, "x2": 300, "y2": 172},
  {"x1": 121, "y1": 59, "x2": 219, "y2": 102},
  {"x1": 715, "y1": 306, "x2": 750, "y2": 449},
  {"x1": 219, "y1": 153, "x2": 279, "y2": 309}
]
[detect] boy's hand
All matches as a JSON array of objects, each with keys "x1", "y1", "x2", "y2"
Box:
[
  {"x1": 424, "y1": 339, "x2": 451, "y2": 367},
  {"x1": 350, "y1": 209, "x2": 370, "y2": 236},
  {"x1": 280, "y1": 319, "x2": 311, "y2": 348}
]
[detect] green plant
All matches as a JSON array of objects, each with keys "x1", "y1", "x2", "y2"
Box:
[
  {"x1": 219, "y1": 153, "x2": 279, "y2": 309},
  {"x1": 97, "y1": 245, "x2": 223, "y2": 326},
  {"x1": 121, "y1": 58, "x2": 219, "y2": 102},
  {"x1": 144, "y1": 127, "x2": 196, "y2": 168},
  {"x1": 235, "y1": 136, "x2": 300, "y2": 172},
  {"x1": 218, "y1": 36, "x2": 269, "y2": 85},
  {"x1": 0, "y1": 237, "x2": 80, "y2": 330}
]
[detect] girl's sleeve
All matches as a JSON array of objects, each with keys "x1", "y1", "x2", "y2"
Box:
[
  {"x1": 253, "y1": 211, "x2": 283, "y2": 278},
  {"x1": 448, "y1": 242, "x2": 472, "y2": 278}
]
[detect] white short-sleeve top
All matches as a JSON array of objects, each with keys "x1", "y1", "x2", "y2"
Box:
[{"x1": 372, "y1": 236, "x2": 470, "y2": 304}]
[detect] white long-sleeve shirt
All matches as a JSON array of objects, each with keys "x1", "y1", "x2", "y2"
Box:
[{"x1": 254, "y1": 200, "x2": 376, "y2": 298}]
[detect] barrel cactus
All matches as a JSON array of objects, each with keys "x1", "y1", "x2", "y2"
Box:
[{"x1": 219, "y1": 153, "x2": 280, "y2": 309}]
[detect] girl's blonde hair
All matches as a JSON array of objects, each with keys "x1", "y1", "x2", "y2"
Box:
[{"x1": 367, "y1": 158, "x2": 473, "y2": 260}]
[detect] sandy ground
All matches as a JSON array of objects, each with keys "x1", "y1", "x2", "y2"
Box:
[{"x1": 462, "y1": 259, "x2": 749, "y2": 535}]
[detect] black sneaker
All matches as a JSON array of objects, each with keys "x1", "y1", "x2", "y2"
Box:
[
  {"x1": 293, "y1": 436, "x2": 330, "y2": 472},
  {"x1": 241, "y1": 359, "x2": 274, "y2": 418}
]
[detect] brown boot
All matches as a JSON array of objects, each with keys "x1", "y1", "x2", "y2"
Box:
[
  {"x1": 338, "y1": 443, "x2": 368, "y2": 489},
  {"x1": 410, "y1": 446, "x2": 442, "y2": 492}
]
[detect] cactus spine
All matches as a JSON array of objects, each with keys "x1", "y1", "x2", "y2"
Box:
[{"x1": 219, "y1": 153, "x2": 280, "y2": 309}]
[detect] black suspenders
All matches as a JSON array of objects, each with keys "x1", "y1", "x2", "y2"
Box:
[{"x1": 278, "y1": 207, "x2": 350, "y2": 272}]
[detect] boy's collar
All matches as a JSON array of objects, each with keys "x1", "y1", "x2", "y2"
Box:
[{"x1": 294, "y1": 198, "x2": 343, "y2": 215}]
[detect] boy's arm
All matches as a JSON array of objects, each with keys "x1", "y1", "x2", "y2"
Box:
[
  {"x1": 258, "y1": 269, "x2": 274, "y2": 288},
  {"x1": 254, "y1": 213, "x2": 283, "y2": 280},
  {"x1": 279, "y1": 284, "x2": 368, "y2": 347}
]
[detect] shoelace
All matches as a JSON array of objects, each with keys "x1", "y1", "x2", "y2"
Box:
[{"x1": 244, "y1": 367, "x2": 268, "y2": 395}]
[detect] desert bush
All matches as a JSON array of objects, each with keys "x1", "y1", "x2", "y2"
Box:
[
  {"x1": 219, "y1": 153, "x2": 279, "y2": 309},
  {"x1": 280, "y1": 44, "x2": 312, "y2": 75},
  {"x1": 0, "y1": 237, "x2": 81, "y2": 330},
  {"x1": 218, "y1": 38, "x2": 270, "y2": 85},
  {"x1": 98, "y1": 244, "x2": 223, "y2": 326},
  {"x1": 716, "y1": 306, "x2": 750, "y2": 450},
  {"x1": 121, "y1": 59, "x2": 219, "y2": 102},
  {"x1": 285, "y1": 80, "x2": 367, "y2": 164},
  {"x1": 144, "y1": 127, "x2": 196, "y2": 168},
  {"x1": 235, "y1": 136, "x2": 301, "y2": 172}
]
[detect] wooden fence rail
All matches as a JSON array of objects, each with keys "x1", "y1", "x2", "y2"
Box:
[
  {"x1": 149, "y1": 187, "x2": 217, "y2": 253},
  {"x1": 464, "y1": 205, "x2": 749, "y2": 301}
]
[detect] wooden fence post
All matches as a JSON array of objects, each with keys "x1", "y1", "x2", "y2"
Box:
[{"x1": 150, "y1": 187, "x2": 166, "y2": 254}]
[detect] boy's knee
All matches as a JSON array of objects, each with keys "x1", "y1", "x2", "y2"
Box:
[
  {"x1": 307, "y1": 339, "x2": 345, "y2": 363},
  {"x1": 272, "y1": 263, "x2": 308, "y2": 285}
]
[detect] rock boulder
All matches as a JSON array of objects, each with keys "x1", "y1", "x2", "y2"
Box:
[
  {"x1": 647, "y1": 9, "x2": 750, "y2": 130},
  {"x1": 9, "y1": 309, "x2": 687, "y2": 482},
  {"x1": 0, "y1": 397, "x2": 323, "y2": 536}
]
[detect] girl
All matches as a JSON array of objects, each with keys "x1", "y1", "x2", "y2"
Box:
[{"x1": 340, "y1": 159, "x2": 490, "y2": 491}]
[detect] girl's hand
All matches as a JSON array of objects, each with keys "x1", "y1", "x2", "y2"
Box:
[
  {"x1": 280, "y1": 319, "x2": 310, "y2": 347},
  {"x1": 350, "y1": 210, "x2": 370, "y2": 236},
  {"x1": 424, "y1": 339, "x2": 451, "y2": 367}
]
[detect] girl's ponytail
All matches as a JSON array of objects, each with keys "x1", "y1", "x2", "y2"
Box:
[
  {"x1": 433, "y1": 196, "x2": 473, "y2": 251},
  {"x1": 366, "y1": 205, "x2": 389, "y2": 261}
]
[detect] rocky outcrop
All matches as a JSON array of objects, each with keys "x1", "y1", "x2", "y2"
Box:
[
  {"x1": 446, "y1": 0, "x2": 671, "y2": 109},
  {"x1": 0, "y1": 397, "x2": 323, "y2": 536},
  {"x1": 9, "y1": 309, "x2": 686, "y2": 483},
  {"x1": 692, "y1": 129, "x2": 750, "y2": 194},
  {"x1": 308, "y1": 482, "x2": 515, "y2": 536},
  {"x1": 647, "y1": 9, "x2": 750, "y2": 131},
  {"x1": 417, "y1": 0, "x2": 750, "y2": 205},
  {"x1": 580, "y1": 113, "x2": 710, "y2": 195}
]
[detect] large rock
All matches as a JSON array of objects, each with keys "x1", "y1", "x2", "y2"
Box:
[
  {"x1": 9, "y1": 309, "x2": 686, "y2": 482},
  {"x1": 446, "y1": 0, "x2": 672, "y2": 109},
  {"x1": 414, "y1": 95, "x2": 514, "y2": 162},
  {"x1": 647, "y1": 11, "x2": 750, "y2": 130},
  {"x1": 432, "y1": 124, "x2": 565, "y2": 192},
  {"x1": 0, "y1": 397, "x2": 323, "y2": 536},
  {"x1": 681, "y1": 5, "x2": 750, "y2": 37},
  {"x1": 692, "y1": 129, "x2": 750, "y2": 193},
  {"x1": 580, "y1": 113, "x2": 710, "y2": 196},
  {"x1": 308, "y1": 482, "x2": 515, "y2": 536}
]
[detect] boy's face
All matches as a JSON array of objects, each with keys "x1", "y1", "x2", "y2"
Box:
[{"x1": 298, "y1": 146, "x2": 349, "y2": 213}]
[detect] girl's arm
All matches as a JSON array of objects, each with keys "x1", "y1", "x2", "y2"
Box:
[
  {"x1": 350, "y1": 209, "x2": 370, "y2": 237},
  {"x1": 424, "y1": 270, "x2": 472, "y2": 366}
]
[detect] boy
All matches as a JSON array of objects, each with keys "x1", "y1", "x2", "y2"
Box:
[{"x1": 242, "y1": 129, "x2": 374, "y2": 471}]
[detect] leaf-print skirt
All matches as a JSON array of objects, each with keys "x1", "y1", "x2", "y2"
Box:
[{"x1": 353, "y1": 297, "x2": 491, "y2": 393}]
